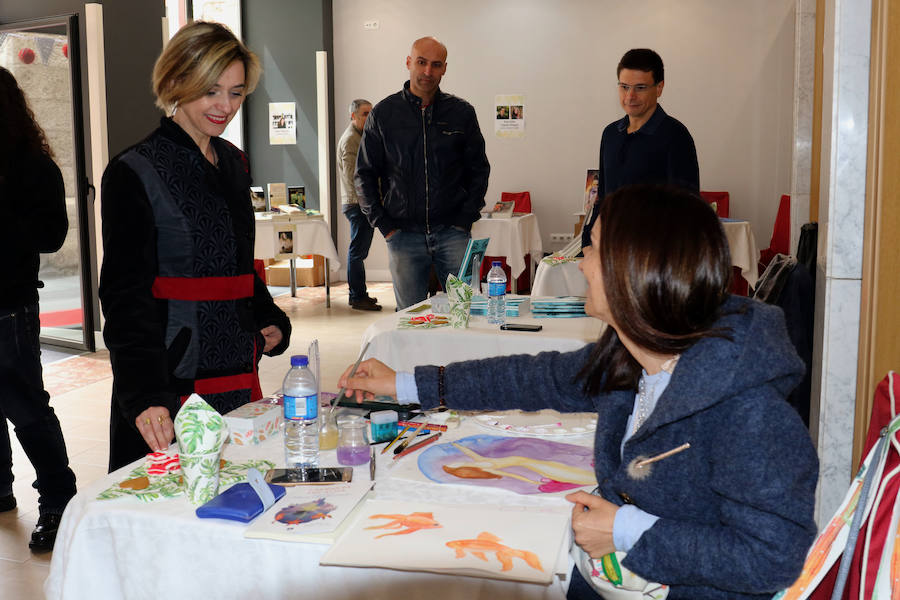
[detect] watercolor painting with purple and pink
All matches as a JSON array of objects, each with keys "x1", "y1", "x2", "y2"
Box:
[{"x1": 417, "y1": 434, "x2": 595, "y2": 494}]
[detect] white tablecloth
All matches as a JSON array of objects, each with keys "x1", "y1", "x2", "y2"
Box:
[
  {"x1": 471, "y1": 214, "x2": 543, "y2": 279},
  {"x1": 531, "y1": 260, "x2": 587, "y2": 298},
  {"x1": 360, "y1": 297, "x2": 604, "y2": 373},
  {"x1": 45, "y1": 418, "x2": 577, "y2": 600},
  {"x1": 530, "y1": 219, "x2": 760, "y2": 297},
  {"x1": 255, "y1": 217, "x2": 341, "y2": 269},
  {"x1": 721, "y1": 220, "x2": 760, "y2": 288}
]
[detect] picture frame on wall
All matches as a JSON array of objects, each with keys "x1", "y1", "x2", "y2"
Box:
[{"x1": 288, "y1": 185, "x2": 306, "y2": 208}]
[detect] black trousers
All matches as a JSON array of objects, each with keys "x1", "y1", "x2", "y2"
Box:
[{"x1": 0, "y1": 304, "x2": 76, "y2": 515}]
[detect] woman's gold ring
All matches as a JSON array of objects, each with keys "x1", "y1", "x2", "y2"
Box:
[
  {"x1": 144, "y1": 418, "x2": 151, "y2": 426},
  {"x1": 157, "y1": 415, "x2": 166, "y2": 424}
]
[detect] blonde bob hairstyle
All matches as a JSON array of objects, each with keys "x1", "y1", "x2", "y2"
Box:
[{"x1": 152, "y1": 21, "x2": 261, "y2": 114}]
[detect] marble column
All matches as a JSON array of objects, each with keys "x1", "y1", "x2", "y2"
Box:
[
  {"x1": 809, "y1": 0, "x2": 871, "y2": 526},
  {"x1": 790, "y1": 0, "x2": 816, "y2": 254}
]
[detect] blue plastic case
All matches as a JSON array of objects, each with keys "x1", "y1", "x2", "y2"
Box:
[{"x1": 195, "y1": 482, "x2": 286, "y2": 522}]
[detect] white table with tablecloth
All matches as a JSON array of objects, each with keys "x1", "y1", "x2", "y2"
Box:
[
  {"x1": 531, "y1": 219, "x2": 760, "y2": 297},
  {"x1": 44, "y1": 413, "x2": 590, "y2": 600},
  {"x1": 254, "y1": 216, "x2": 341, "y2": 303},
  {"x1": 720, "y1": 219, "x2": 760, "y2": 289},
  {"x1": 360, "y1": 297, "x2": 604, "y2": 373},
  {"x1": 471, "y1": 214, "x2": 543, "y2": 294},
  {"x1": 531, "y1": 259, "x2": 588, "y2": 298}
]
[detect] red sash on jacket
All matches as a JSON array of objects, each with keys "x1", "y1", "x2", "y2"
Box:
[{"x1": 152, "y1": 273, "x2": 263, "y2": 405}]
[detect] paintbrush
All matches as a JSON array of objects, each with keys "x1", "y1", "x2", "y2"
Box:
[
  {"x1": 331, "y1": 341, "x2": 370, "y2": 415},
  {"x1": 393, "y1": 421, "x2": 429, "y2": 455},
  {"x1": 382, "y1": 425, "x2": 411, "y2": 455},
  {"x1": 393, "y1": 432, "x2": 442, "y2": 460}
]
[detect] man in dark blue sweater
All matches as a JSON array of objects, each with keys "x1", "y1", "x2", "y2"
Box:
[{"x1": 581, "y1": 49, "x2": 699, "y2": 249}]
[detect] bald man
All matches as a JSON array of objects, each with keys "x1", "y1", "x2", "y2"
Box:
[{"x1": 355, "y1": 37, "x2": 490, "y2": 310}]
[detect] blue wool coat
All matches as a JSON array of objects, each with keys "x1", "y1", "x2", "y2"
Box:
[{"x1": 414, "y1": 296, "x2": 818, "y2": 599}]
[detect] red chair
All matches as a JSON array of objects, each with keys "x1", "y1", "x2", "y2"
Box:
[
  {"x1": 700, "y1": 191, "x2": 729, "y2": 218},
  {"x1": 759, "y1": 194, "x2": 791, "y2": 272},
  {"x1": 253, "y1": 259, "x2": 267, "y2": 284},
  {"x1": 481, "y1": 192, "x2": 532, "y2": 293}
]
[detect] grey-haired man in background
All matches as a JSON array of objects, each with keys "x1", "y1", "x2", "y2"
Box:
[{"x1": 338, "y1": 98, "x2": 381, "y2": 311}]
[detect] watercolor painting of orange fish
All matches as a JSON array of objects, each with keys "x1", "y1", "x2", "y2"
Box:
[
  {"x1": 446, "y1": 531, "x2": 543, "y2": 572},
  {"x1": 365, "y1": 512, "x2": 442, "y2": 538}
]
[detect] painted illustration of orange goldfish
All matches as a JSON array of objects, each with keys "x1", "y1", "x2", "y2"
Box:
[
  {"x1": 365, "y1": 512, "x2": 442, "y2": 538},
  {"x1": 445, "y1": 531, "x2": 543, "y2": 572}
]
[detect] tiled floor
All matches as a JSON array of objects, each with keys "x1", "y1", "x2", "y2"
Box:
[{"x1": 0, "y1": 281, "x2": 396, "y2": 598}]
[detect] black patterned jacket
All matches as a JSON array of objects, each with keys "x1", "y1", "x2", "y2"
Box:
[{"x1": 99, "y1": 118, "x2": 290, "y2": 440}]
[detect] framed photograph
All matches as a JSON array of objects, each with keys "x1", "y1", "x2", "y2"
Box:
[
  {"x1": 274, "y1": 224, "x2": 295, "y2": 259},
  {"x1": 456, "y1": 238, "x2": 490, "y2": 287},
  {"x1": 250, "y1": 186, "x2": 267, "y2": 212},
  {"x1": 490, "y1": 200, "x2": 515, "y2": 219},
  {"x1": 288, "y1": 185, "x2": 306, "y2": 209}
]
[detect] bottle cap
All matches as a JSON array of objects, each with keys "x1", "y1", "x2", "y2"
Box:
[
  {"x1": 492, "y1": 261, "x2": 501, "y2": 267},
  {"x1": 290, "y1": 355, "x2": 309, "y2": 367}
]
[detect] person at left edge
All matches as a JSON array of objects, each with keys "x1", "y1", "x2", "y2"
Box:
[
  {"x1": 0, "y1": 67, "x2": 77, "y2": 552},
  {"x1": 99, "y1": 21, "x2": 291, "y2": 471}
]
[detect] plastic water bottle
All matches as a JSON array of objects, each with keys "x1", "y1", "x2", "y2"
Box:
[
  {"x1": 282, "y1": 355, "x2": 319, "y2": 467},
  {"x1": 487, "y1": 261, "x2": 507, "y2": 325}
]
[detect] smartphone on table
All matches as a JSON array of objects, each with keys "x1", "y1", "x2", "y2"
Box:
[
  {"x1": 264, "y1": 467, "x2": 353, "y2": 485},
  {"x1": 499, "y1": 323, "x2": 543, "y2": 332}
]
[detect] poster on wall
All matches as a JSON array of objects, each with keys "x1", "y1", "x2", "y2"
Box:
[
  {"x1": 584, "y1": 169, "x2": 599, "y2": 215},
  {"x1": 269, "y1": 102, "x2": 297, "y2": 145},
  {"x1": 494, "y1": 94, "x2": 525, "y2": 138}
]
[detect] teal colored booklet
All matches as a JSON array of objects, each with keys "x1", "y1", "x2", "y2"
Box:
[{"x1": 457, "y1": 237, "x2": 490, "y2": 287}]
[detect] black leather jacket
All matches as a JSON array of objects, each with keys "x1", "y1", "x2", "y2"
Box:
[{"x1": 355, "y1": 81, "x2": 490, "y2": 236}]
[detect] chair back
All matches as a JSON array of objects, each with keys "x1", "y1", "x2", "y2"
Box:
[
  {"x1": 770, "y1": 194, "x2": 791, "y2": 255},
  {"x1": 700, "y1": 190, "x2": 729, "y2": 218},
  {"x1": 759, "y1": 194, "x2": 791, "y2": 269},
  {"x1": 501, "y1": 191, "x2": 531, "y2": 213}
]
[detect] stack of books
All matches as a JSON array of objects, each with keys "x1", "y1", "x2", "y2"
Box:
[
  {"x1": 470, "y1": 295, "x2": 529, "y2": 317},
  {"x1": 529, "y1": 296, "x2": 586, "y2": 318}
]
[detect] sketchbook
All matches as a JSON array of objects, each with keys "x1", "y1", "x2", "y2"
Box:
[
  {"x1": 320, "y1": 499, "x2": 570, "y2": 583},
  {"x1": 244, "y1": 479, "x2": 372, "y2": 544}
]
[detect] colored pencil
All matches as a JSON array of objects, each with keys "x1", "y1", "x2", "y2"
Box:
[
  {"x1": 397, "y1": 420, "x2": 448, "y2": 433},
  {"x1": 393, "y1": 433, "x2": 442, "y2": 460},
  {"x1": 381, "y1": 425, "x2": 411, "y2": 454}
]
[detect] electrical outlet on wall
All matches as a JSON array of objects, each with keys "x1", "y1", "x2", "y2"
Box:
[
  {"x1": 550, "y1": 233, "x2": 573, "y2": 243},
  {"x1": 364, "y1": 20, "x2": 379, "y2": 30}
]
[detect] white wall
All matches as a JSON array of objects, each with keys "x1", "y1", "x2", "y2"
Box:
[{"x1": 332, "y1": 0, "x2": 796, "y2": 279}]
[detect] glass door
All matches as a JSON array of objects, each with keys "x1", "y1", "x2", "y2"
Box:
[{"x1": 0, "y1": 15, "x2": 94, "y2": 350}]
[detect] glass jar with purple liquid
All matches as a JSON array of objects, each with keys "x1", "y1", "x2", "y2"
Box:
[{"x1": 337, "y1": 415, "x2": 370, "y2": 466}]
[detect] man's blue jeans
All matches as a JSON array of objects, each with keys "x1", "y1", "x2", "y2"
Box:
[
  {"x1": 0, "y1": 304, "x2": 76, "y2": 515},
  {"x1": 343, "y1": 204, "x2": 375, "y2": 302},
  {"x1": 386, "y1": 226, "x2": 470, "y2": 310}
]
